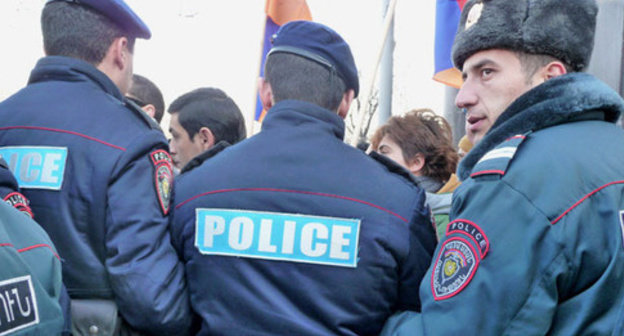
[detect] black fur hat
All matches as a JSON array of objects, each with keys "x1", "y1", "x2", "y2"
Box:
[{"x1": 452, "y1": 0, "x2": 598, "y2": 72}]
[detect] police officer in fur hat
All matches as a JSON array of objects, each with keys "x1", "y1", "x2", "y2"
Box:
[
  {"x1": 0, "y1": 0, "x2": 193, "y2": 334},
  {"x1": 170, "y1": 20, "x2": 437, "y2": 335},
  {"x1": 382, "y1": 0, "x2": 624, "y2": 334}
]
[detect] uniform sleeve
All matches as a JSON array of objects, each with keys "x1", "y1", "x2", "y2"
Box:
[
  {"x1": 385, "y1": 179, "x2": 566, "y2": 335},
  {"x1": 397, "y1": 190, "x2": 438, "y2": 311},
  {"x1": 105, "y1": 131, "x2": 193, "y2": 335}
]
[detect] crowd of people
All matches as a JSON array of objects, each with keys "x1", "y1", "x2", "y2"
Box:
[{"x1": 1, "y1": 0, "x2": 623, "y2": 335}]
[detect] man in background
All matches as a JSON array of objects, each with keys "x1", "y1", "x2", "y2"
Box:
[
  {"x1": 167, "y1": 87, "x2": 246, "y2": 173},
  {"x1": 127, "y1": 73, "x2": 166, "y2": 124}
]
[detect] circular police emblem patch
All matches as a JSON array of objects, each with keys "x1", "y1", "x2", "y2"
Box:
[
  {"x1": 155, "y1": 164, "x2": 173, "y2": 215},
  {"x1": 432, "y1": 237, "x2": 479, "y2": 300},
  {"x1": 149, "y1": 149, "x2": 174, "y2": 215}
]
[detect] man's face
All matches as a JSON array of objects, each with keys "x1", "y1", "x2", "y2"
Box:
[
  {"x1": 168, "y1": 113, "x2": 204, "y2": 169},
  {"x1": 456, "y1": 49, "x2": 541, "y2": 144}
]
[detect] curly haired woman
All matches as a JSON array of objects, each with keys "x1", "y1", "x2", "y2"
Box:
[{"x1": 370, "y1": 109, "x2": 460, "y2": 240}]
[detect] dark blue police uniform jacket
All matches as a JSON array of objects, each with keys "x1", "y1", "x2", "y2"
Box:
[
  {"x1": 0, "y1": 56, "x2": 192, "y2": 335},
  {"x1": 171, "y1": 100, "x2": 437, "y2": 336}
]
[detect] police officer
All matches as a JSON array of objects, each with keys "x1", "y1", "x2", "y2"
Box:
[
  {"x1": 170, "y1": 20, "x2": 437, "y2": 335},
  {"x1": 382, "y1": 0, "x2": 624, "y2": 334},
  {"x1": 0, "y1": 200, "x2": 65, "y2": 335},
  {"x1": 0, "y1": 1, "x2": 192, "y2": 334}
]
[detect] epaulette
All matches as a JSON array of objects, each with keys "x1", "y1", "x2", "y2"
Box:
[
  {"x1": 470, "y1": 133, "x2": 529, "y2": 178},
  {"x1": 368, "y1": 151, "x2": 420, "y2": 188},
  {"x1": 124, "y1": 98, "x2": 163, "y2": 131}
]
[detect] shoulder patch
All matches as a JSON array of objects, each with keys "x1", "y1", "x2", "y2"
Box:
[
  {"x1": 0, "y1": 275, "x2": 39, "y2": 333},
  {"x1": 470, "y1": 134, "x2": 527, "y2": 178},
  {"x1": 150, "y1": 150, "x2": 174, "y2": 215},
  {"x1": 431, "y1": 237, "x2": 480, "y2": 300},
  {"x1": 4, "y1": 192, "x2": 33, "y2": 218},
  {"x1": 445, "y1": 219, "x2": 489, "y2": 258},
  {"x1": 432, "y1": 218, "x2": 489, "y2": 300}
]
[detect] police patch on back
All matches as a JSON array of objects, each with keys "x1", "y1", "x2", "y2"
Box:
[
  {"x1": 0, "y1": 275, "x2": 39, "y2": 334},
  {"x1": 195, "y1": 208, "x2": 361, "y2": 268},
  {"x1": 0, "y1": 146, "x2": 67, "y2": 190},
  {"x1": 150, "y1": 150, "x2": 173, "y2": 215}
]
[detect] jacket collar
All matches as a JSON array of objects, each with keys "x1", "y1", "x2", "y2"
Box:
[
  {"x1": 261, "y1": 100, "x2": 345, "y2": 140},
  {"x1": 28, "y1": 56, "x2": 123, "y2": 100}
]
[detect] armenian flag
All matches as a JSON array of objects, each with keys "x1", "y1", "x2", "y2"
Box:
[
  {"x1": 255, "y1": 0, "x2": 312, "y2": 123},
  {"x1": 433, "y1": 0, "x2": 466, "y2": 88}
]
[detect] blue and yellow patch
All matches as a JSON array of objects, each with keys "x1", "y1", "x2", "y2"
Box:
[{"x1": 0, "y1": 146, "x2": 67, "y2": 190}]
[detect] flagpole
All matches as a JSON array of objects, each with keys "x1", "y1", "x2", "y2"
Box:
[{"x1": 349, "y1": 0, "x2": 398, "y2": 146}]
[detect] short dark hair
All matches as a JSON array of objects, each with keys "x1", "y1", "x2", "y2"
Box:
[
  {"x1": 370, "y1": 109, "x2": 459, "y2": 183},
  {"x1": 168, "y1": 88, "x2": 247, "y2": 145},
  {"x1": 515, "y1": 51, "x2": 574, "y2": 83},
  {"x1": 129, "y1": 74, "x2": 165, "y2": 123},
  {"x1": 41, "y1": 2, "x2": 135, "y2": 65},
  {"x1": 264, "y1": 53, "x2": 346, "y2": 111}
]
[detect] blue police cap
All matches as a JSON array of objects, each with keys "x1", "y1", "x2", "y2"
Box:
[
  {"x1": 269, "y1": 21, "x2": 359, "y2": 97},
  {"x1": 46, "y1": 0, "x2": 151, "y2": 39}
]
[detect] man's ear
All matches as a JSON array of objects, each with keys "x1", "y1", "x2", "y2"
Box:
[
  {"x1": 407, "y1": 153, "x2": 425, "y2": 176},
  {"x1": 257, "y1": 77, "x2": 274, "y2": 110},
  {"x1": 142, "y1": 104, "x2": 156, "y2": 119},
  {"x1": 197, "y1": 126, "x2": 215, "y2": 151},
  {"x1": 112, "y1": 37, "x2": 130, "y2": 71},
  {"x1": 337, "y1": 89, "x2": 355, "y2": 119},
  {"x1": 97, "y1": 37, "x2": 131, "y2": 93},
  {"x1": 540, "y1": 61, "x2": 567, "y2": 81}
]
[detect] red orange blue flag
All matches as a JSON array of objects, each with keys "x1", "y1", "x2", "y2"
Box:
[
  {"x1": 255, "y1": 0, "x2": 312, "y2": 123},
  {"x1": 433, "y1": 0, "x2": 466, "y2": 88}
]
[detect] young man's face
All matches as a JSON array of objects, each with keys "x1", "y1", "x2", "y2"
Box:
[
  {"x1": 168, "y1": 113, "x2": 204, "y2": 169},
  {"x1": 456, "y1": 49, "x2": 542, "y2": 145}
]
